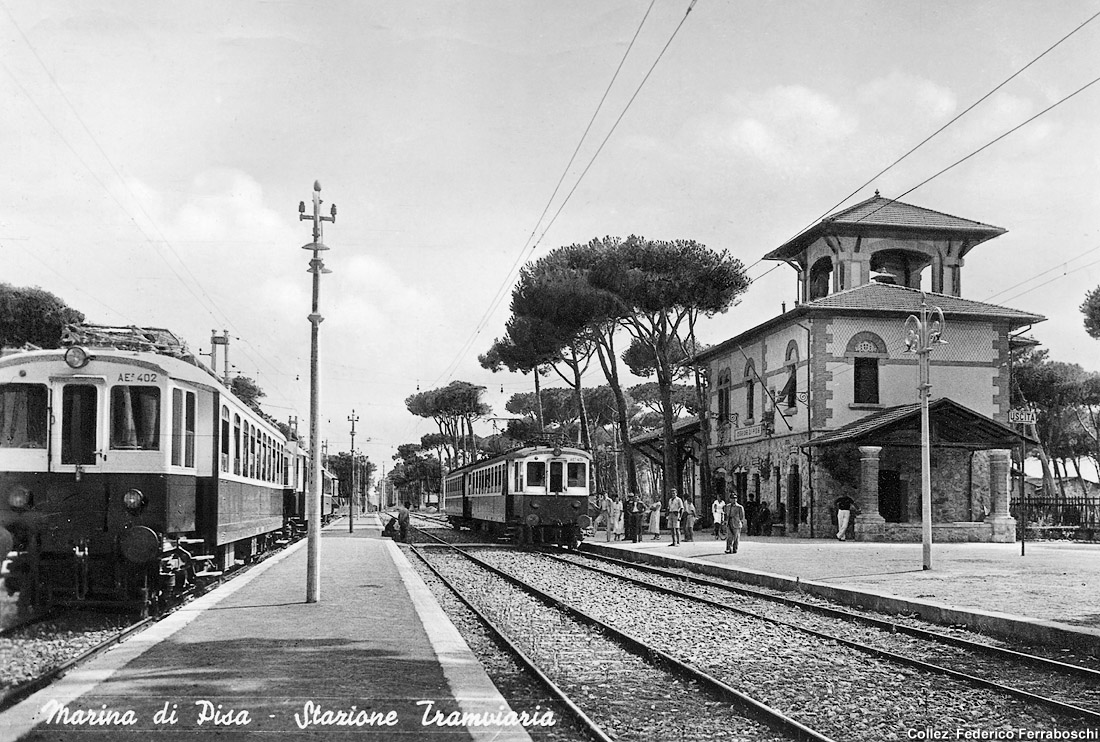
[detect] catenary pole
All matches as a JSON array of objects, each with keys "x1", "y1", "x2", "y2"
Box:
[
  {"x1": 904, "y1": 295, "x2": 946, "y2": 571},
  {"x1": 348, "y1": 410, "x2": 359, "y2": 532},
  {"x1": 300, "y1": 181, "x2": 336, "y2": 603}
]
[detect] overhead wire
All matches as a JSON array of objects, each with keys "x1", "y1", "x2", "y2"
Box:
[
  {"x1": 788, "y1": 7, "x2": 1100, "y2": 244},
  {"x1": 432, "y1": 0, "x2": 698, "y2": 387},
  {"x1": 0, "y1": 4, "x2": 297, "y2": 413}
]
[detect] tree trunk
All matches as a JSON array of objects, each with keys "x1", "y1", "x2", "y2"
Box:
[
  {"x1": 686, "y1": 312, "x2": 713, "y2": 521},
  {"x1": 593, "y1": 333, "x2": 639, "y2": 493},
  {"x1": 533, "y1": 368, "x2": 545, "y2": 431},
  {"x1": 656, "y1": 346, "x2": 677, "y2": 505},
  {"x1": 569, "y1": 345, "x2": 592, "y2": 451}
]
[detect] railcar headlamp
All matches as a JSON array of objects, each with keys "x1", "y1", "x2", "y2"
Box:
[
  {"x1": 122, "y1": 488, "x2": 146, "y2": 512},
  {"x1": 7, "y1": 485, "x2": 32, "y2": 510},
  {"x1": 64, "y1": 346, "x2": 91, "y2": 369}
]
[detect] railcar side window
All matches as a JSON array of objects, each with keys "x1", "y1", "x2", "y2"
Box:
[
  {"x1": 526, "y1": 461, "x2": 545, "y2": 488},
  {"x1": 171, "y1": 389, "x2": 197, "y2": 467},
  {"x1": 62, "y1": 385, "x2": 98, "y2": 465},
  {"x1": 220, "y1": 407, "x2": 230, "y2": 472},
  {"x1": 0, "y1": 383, "x2": 48, "y2": 448},
  {"x1": 233, "y1": 414, "x2": 242, "y2": 475},
  {"x1": 185, "y1": 392, "x2": 195, "y2": 467},
  {"x1": 567, "y1": 463, "x2": 586, "y2": 489},
  {"x1": 110, "y1": 386, "x2": 160, "y2": 450},
  {"x1": 549, "y1": 461, "x2": 564, "y2": 493}
]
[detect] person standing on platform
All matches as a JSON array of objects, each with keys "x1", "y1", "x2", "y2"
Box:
[
  {"x1": 598, "y1": 492, "x2": 611, "y2": 542},
  {"x1": 627, "y1": 493, "x2": 645, "y2": 543},
  {"x1": 667, "y1": 489, "x2": 684, "y2": 546},
  {"x1": 623, "y1": 492, "x2": 637, "y2": 541},
  {"x1": 612, "y1": 495, "x2": 625, "y2": 541},
  {"x1": 683, "y1": 498, "x2": 696, "y2": 542},
  {"x1": 712, "y1": 498, "x2": 725, "y2": 539},
  {"x1": 647, "y1": 500, "x2": 662, "y2": 540},
  {"x1": 835, "y1": 495, "x2": 854, "y2": 541},
  {"x1": 757, "y1": 501, "x2": 772, "y2": 537},
  {"x1": 397, "y1": 501, "x2": 411, "y2": 543},
  {"x1": 725, "y1": 495, "x2": 745, "y2": 554}
]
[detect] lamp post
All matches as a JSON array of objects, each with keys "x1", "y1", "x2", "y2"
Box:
[
  {"x1": 904, "y1": 294, "x2": 947, "y2": 571},
  {"x1": 348, "y1": 410, "x2": 359, "y2": 533},
  {"x1": 301, "y1": 180, "x2": 335, "y2": 603}
]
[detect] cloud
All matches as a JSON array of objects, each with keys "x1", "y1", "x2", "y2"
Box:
[{"x1": 685, "y1": 85, "x2": 857, "y2": 174}]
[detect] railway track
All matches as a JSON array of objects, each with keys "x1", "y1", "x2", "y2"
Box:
[
  {"x1": 413, "y1": 539, "x2": 831, "y2": 742},
  {"x1": 541, "y1": 549, "x2": 1100, "y2": 724},
  {"x1": 413, "y1": 532, "x2": 1098, "y2": 739}
]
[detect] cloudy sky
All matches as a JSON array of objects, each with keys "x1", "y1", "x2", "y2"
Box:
[{"x1": 1, "y1": 1, "x2": 1098, "y2": 472}]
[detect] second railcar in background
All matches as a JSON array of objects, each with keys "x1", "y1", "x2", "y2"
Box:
[{"x1": 443, "y1": 445, "x2": 592, "y2": 544}]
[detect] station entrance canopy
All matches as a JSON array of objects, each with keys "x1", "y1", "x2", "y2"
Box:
[{"x1": 801, "y1": 397, "x2": 1036, "y2": 450}]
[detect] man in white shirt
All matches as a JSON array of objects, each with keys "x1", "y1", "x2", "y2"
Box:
[
  {"x1": 667, "y1": 488, "x2": 684, "y2": 547},
  {"x1": 712, "y1": 498, "x2": 725, "y2": 539}
]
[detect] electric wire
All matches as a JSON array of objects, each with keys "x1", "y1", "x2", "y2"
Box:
[
  {"x1": 786, "y1": 8, "x2": 1100, "y2": 245},
  {"x1": 0, "y1": 4, "x2": 297, "y2": 413},
  {"x1": 433, "y1": 0, "x2": 698, "y2": 387},
  {"x1": 446, "y1": 0, "x2": 660, "y2": 378}
]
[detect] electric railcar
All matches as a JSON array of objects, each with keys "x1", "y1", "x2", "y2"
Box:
[
  {"x1": 0, "y1": 325, "x2": 316, "y2": 614},
  {"x1": 443, "y1": 445, "x2": 593, "y2": 544}
]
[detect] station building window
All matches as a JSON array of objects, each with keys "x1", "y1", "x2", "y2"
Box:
[
  {"x1": 744, "y1": 361, "x2": 756, "y2": 422},
  {"x1": 717, "y1": 369, "x2": 731, "y2": 424},
  {"x1": 845, "y1": 332, "x2": 887, "y2": 406}
]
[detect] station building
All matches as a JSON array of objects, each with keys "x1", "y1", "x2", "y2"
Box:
[{"x1": 654, "y1": 193, "x2": 1042, "y2": 542}]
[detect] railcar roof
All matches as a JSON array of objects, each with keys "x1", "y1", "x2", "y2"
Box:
[{"x1": 445, "y1": 445, "x2": 591, "y2": 475}]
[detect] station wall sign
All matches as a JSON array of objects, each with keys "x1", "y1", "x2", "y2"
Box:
[{"x1": 1008, "y1": 408, "x2": 1038, "y2": 425}]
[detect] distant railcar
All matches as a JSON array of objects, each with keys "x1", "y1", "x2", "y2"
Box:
[
  {"x1": 0, "y1": 325, "x2": 312, "y2": 614},
  {"x1": 443, "y1": 445, "x2": 592, "y2": 545}
]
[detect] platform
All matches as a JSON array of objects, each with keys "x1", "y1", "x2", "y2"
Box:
[
  {"x1": 0, "y1": 517, "x2": 535, "y2": 742},
  {"x1": 585, "y1": 529, "x2": 1100, "y2": 651}
]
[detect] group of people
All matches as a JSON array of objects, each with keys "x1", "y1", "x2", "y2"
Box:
[
  {"x1": 598, "y1": 490, "x2": 747, "y2": 553},
  {"x1": 597, "y1": 492, "x2": 652, "y2": 543}
]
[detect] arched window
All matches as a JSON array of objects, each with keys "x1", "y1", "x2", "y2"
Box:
[
  {"x1": 781, "y1": 341, "x2": 799, "y2": 408},
  {"x1": 845, "y1": 332, "x2": 887, "y2": 405},
  {"x1": 233, "y1": 414, "x2": 241, "y2": 475},
  {"x1": 220, "y1": 406, "x2": 230, "y2": 472},
  {"x1": 809, "y1": 256, "x2": 833, "y2": 300},
  {"x1": 743, "y1": 361, "x2": 756, "y2": 421},
  {"x1": 717, "y1": 369, "x2": 731, "y2": 424}
]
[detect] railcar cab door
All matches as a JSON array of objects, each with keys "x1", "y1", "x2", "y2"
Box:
[{"x1": 52, "y1": 378, "x2": 106, "y2": 474}]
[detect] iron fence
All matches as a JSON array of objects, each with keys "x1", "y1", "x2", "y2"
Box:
[{"x1": 1009, "y1": 494, "x2": 1100, "y2": 529}]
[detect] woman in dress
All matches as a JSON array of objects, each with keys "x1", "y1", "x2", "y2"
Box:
[
  {"x1": 647, "y1": 500, "x2": 662, "y2": 539},
  {"x1": 611, "y1": 495, "x2": 625, "y2": 541}
]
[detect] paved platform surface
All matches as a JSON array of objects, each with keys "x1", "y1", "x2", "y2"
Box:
[
  {"x1": 0, "y1": 516, "x2": 534, "y2": 742},
  {"x1": 586, "y1": 529, "x2": 1100, "y2": 649}
]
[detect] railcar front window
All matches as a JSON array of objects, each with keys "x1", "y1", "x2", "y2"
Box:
[
  {"x1": 0, "y1": 383, "x2": 47, "y2": 448},
  {"x1": 62, "y1": 385, "x2": 97, "y2": 465},
  {"x1": 549, "y1": 461, "x2": 564, "y2": 493},
  {"x1": 567, "y1": 462, "x2": 586, "y2": 489},
  {"x1": 110, "y1": 386, "x2": 160, "y2": 450},
  {"x1": 526, "y1": 461, "x2": 545, "y2": 488}
]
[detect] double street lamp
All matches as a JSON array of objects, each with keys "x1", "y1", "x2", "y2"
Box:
[{"x1": 904, "y1": 294, "x2": 947, "y2": 571}]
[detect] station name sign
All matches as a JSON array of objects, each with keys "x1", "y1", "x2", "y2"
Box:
[{"x1": 733, "y1": 423, "x2": 764, "y2": 442}]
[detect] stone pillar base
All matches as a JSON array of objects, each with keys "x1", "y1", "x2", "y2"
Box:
[
  {"x1": 854, "y1": 513, "x2": 886, "y2": 541},
  {"x1": 985, "y1": 515, "x2": 1016, "y2": 543}
]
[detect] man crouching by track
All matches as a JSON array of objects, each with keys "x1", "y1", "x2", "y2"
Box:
[{"x1": 725, "y1": 495, "x2": 745, "y2": 554}]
